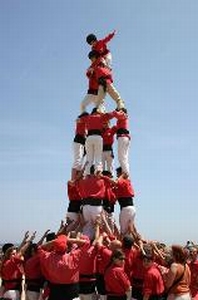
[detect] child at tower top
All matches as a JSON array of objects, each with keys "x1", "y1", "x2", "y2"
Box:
[{"x1": 86, "y1": 30, "x2": 117, "y2": 68}]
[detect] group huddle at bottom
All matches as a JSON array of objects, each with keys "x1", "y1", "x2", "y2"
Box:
[{"x1": 0, "y1": 218, "x2": 196, "y2": 300}]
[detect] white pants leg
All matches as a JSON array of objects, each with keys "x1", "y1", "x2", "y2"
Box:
[
  {"x1": 82, "y1": 205, "x2": 103, "y2": 238},
  {"x1": 26, "y1": 290, "x2": 41, "y2": 300},
  {"x1": 85, "y1": 135, "x2": 103, "y2": 175},
  {"x1": 73, "y1": 142, "x2": 85, "y2": 170},
  {"x1": 3, "y1": 290, "x2": 20, "y2": 300},
  {"x1": 104, "y1": 53, "x2": 112, "y2": 68},
  {"x1": 102, "y1": 150, "x2": 113, "y2": 174},
  {"x1": 66, "y1": 212, "x2": 79, "y2": 222},
  {"x1": 106, "y1": 84, "x2": 125, "y2": 109},
  {"x1": 81, "y1": 94, "x2": 106, "y2": 113},
  {"x1": 79, "y1": 293, "x2": 95, "y2": 300},
  {"x1": 120, "y1": 206, "x2": 136, "y2": 235},
  {"x1": 117, "y1": 136, "x2": 130, "y2": 175}
]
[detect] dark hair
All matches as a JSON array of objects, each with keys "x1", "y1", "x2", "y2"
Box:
[
  {"x1": 88, "y1": 50, "x2": 100, "y2": 60},
  {"x1": 46, "y1": 232, "x2": 56, "y2": 242},
  {"x1": 111, "y1": 249, "x2": 125, "y2": 262},
  {"x1": 86, "y1": 33, "x2": 97, "y2": 44},
  {"x1": 90, "y1": 165, "x2": 95, "y2": 174},
  {"x1": 172, "y1": 245, "x2": 188, "y2": 264},
  {"x1": 122, "y1": 235, "x2": 134, "y2": 249},
  {"x1": 24, "y1": 243, "x2": 38, "y2": 259},
  {"x1": 116, "y1": 107, "x2": 128, "y2": 114},
  {"x1": 116, "y1": 167, "x2": 122, "y2": 176},
  {"x1": 2, "y1": 243, "x2": 14, "y2": 254},
  {"x1": 78, "y1": 112, "x2": 89, "y2": 118},
  {"x1": 102, "y1": 170, "x2": 112, "y2": 177}
]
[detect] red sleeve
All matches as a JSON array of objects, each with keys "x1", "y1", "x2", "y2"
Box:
[
  {"x1": 101, "y1": 31, "x2": 115, "y2": 44},
  {"x1": 115, "y1": 268, "x2": 131, "y2": 290}
]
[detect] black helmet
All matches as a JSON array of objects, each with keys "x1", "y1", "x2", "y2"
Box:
[
  {"x1": 86, "y1": 33, "x2": 97, "y2": 44},
  {"x1": 88, "y1": 50, "x2": 100, "y2": 60}
]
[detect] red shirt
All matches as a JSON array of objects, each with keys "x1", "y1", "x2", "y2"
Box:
[
  {"x1": 112, "y1": 110, "x2": 130, "y2": 139},
  {"x1": 115, "y1": 177, "x2": 135, "y2": 199},
  {"x1": 122, "y1": 248, "x2": 134, "y2": 280},
  {"x1": 86, "y1": 68, "x2": 99, "y2": 92},
  {"x1": 75, "y1": 115, "x2": 87, "y2": 136},
  {"x1": 96, "y1": 245, "x2": 112, "y2": 274},
  {"x1": 1, "y1": 254, "x2": 23, "y2": 290},
  {"x1": 104, "y1": 264, "x2": 130, "y2": 296},
  {"x1": 94, "y1": 64, "x2": 113, "y2": 84},
  {"x1": 189, "y1": 259, "x2": 198, "y2": 297},
  {"x1": 104, "y1": 180, "x2": 117, "y2": 204},
  {"x1": 38, "y1": 240, "x2": 89, "y2": 284},
  {"x1": 102, "y1": 126, "x2": 117, "y2": 146},
  {"x1": 67, "y1": 181, "x2": 81, "y2": 201},
  {"x1": 92, "y1": 31, "x2": 115, "y2": 56},
  {"x1": 131, "y1": 248, "x2": 145, "y2": 286},
  {"x1": 143, "y1": 263, "x2": 165, "y2": 296},
  {"x1": 84, "y1": 112, "x2": 114, "y2": 132},
  {"x1": 24, "y1": 254, "x2": 43, "y2": 283},
  {"x1": 78, "y1": 175, "x2": 108, "y2": 200},
  {"x1": 79, "y1": 245, "x2": 98, "y2": 282}
]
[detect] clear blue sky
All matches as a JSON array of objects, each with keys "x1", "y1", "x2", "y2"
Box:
[{"x1": 1, "y1": 0, "x2": 198, "y2": 245}]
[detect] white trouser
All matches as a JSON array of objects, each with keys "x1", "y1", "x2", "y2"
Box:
[
  {"x1": 82, "y1": 205, "x2": 103, "y2": 239},
  {"x1": 3, "y1": 290, "x2": 20, "y2": 300},
  {"x1": 102, "y1": 150, "x2": 113, "y2": 174},
  {"x1": 168, "y1": 293, "x2": 192, "y2": 300},
  {"x1": 104, "y1": 52, "x2": 113, "y2": 68},
  {"x1": 79, "y1": 293, "x2": 95, "y2": 300},
  {"x1": 85, "y1": 135, "x2": 103, "y2": 175},
  {"x1": 26, "y1": 290, "x2": 41, "y2": 300},
  {"x1": 96, "y1": 84, "x2": 125, "y2": 110},
  {"x1": 119, "y1": 205, "x2": 136, "y2": 235},
  {"x1": 80, "y1": 94, "x2": 105, "y2": 113},
  {"x1": 117, "y1": 136, "x2": 130, "y2": 175},
  {"x1": 72, "y1": 141, "x2": 85, "y2": 170},
  {"x1": 66, "y1": 212, "x2": 79, "y2": 222}
]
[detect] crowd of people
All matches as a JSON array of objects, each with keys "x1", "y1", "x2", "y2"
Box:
[
  {"x1": 0, "y1": 223, "x2": 198, "y2": 300},
  {"x1": 1, "y1": 31, "x2": 198, "y2": 300}
]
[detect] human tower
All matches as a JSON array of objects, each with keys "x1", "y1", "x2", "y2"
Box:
[{"x1": 66, "y1": 31, "x2": 136, "y2": 238}]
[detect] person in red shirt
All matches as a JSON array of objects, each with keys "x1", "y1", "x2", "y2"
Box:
[
  {"x1": 1, "y1": 231, "x2": 36, "y2": 300},
  {"x1": 95, "y1": 234, "x2": 122, "y2": 300},
  {"x1": 122, "y1": 235, "x2": 135, "y2": 281},
  {"x1": 77, "y1": 165, "x2": 112, "y2": 239},
  {"x1": 38, "y1": 234, "x2": 90, "y2": 300},
  {"x1": 102, "y1": 121, "x2": 117, "y2": 175},
  {"x1": 83, "y1": 107, "x2": 115, "y2": 176},
  {"x1": 72, "y1": 112, "x2": 88, "y2": 180},
  {"x1": 104, "y1": 249, "x2": 131, "y2": 300},
  {"x1": 86, "y1": 30, "x2": 116, "y2": 68},
  {"x1": 80, "y1": 62, "x2": 105, "y2": 114},
  {"x1": 88, "y1": 50, "x2": 125, "y2": 112},
  {"x1": 142, "y1": 253, "x2": 165, "y2": 300},
  {"x1": 112, "y1": 108, "x2": 131, "y2": 176},
  {"x1": 115, "y1": 167, "x2": 136, "y2": 236},
  {"x1": 24, "y1": 243, "x2": 44, "y2": 300},
  {"x1": 78, "y1": 232, "x2": 99, "y2": 300},
  {"x1": 66, "y1": 175, "x2": 82, "y2": 223},
  {"x1": 188, "y1": 247, "x2": 198, "y2": 299}
]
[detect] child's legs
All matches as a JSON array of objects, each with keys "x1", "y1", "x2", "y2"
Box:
[
  {"x1": 104, "y1": 52, "x2": 112, "y2": 68},
  {"x1": 120, "y1": 206, "x2": 136, "y2": 235},
  {"x1": 93, "y1": 135, "x2": 103, "y2": 173},
  {"x1": 96, "y1": 85, "x2": 106, "y2": 109},
  {"x1": 102, "y1": 150, "x2": 113, "y2": 173},
  {"x1": 117, "y1": 137, "x2": 130, "y2": 175},
  {"x1": 85, "y1": 136, "x2": 94, "y2": 175},
  {"x1": 106, "y1": 83, "x2": 125, "y2": 109},
  {"x1": 81, "y1": 94, "x2": 97, "y2": 112},
  {"x1": 72, "y1": 142, "x2": 85, "y2": 170}
]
